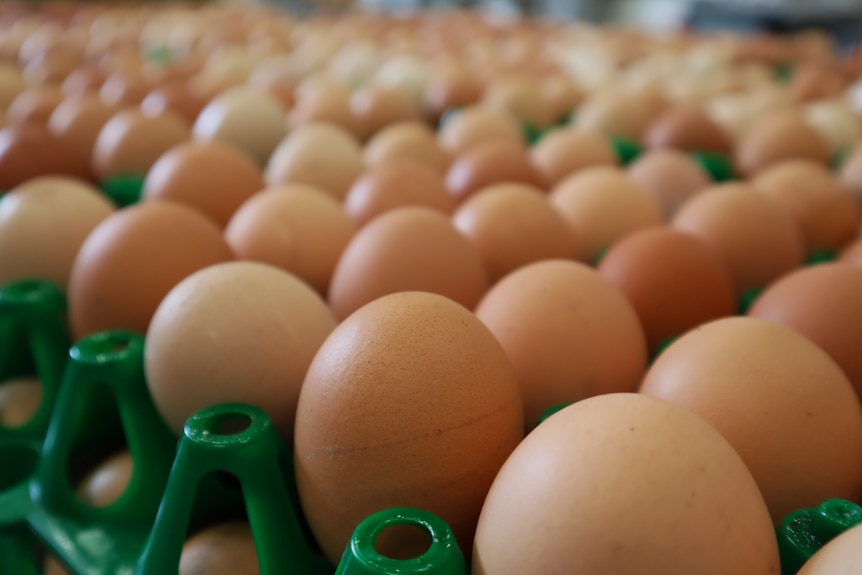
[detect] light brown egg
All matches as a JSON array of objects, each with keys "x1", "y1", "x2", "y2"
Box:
[
  {"x1": 641, "y1": 317, "x2": 862, "y2": 524},
  {"x1": 22, "y1": 50, "x2": 81, "y2": 86},
  {"x1": 437, "y1": 105, "x2": 523, "y2": 156},
  {"x1": 6, "y1": 86, "x2": 64, "y2": 126},
  {"x1": 472, "y1": 393, "x2": 780, "y2": 575},
  {"x1": 179, "y1": 523, "x2": 258, "y2": 575},
  {"x1": 328, "y1": 206, "x2": 488, "y2": 320},
  {"x1": 736, "y1": 112, "x2": 831, "y2": 177},
  {"x1": 549, "y1": 167, "x2": 663, "y2": 263},
  {"x1": 147, "y1": 261, "x2": 336, "y2": 443},
  {"x1": 288, "y1": 81, "x2": 360, "y2": 137},
  {"x1": 68, "y1": 201, "x2": 234, "y2": 339},
  {"x1": 789, "y1": 64, "x2": 845, "y2": 103},
  {"x1": 539, "y1": 74, "x2": 582, "y2": 122},
  {"x1": 530, "y1": 128, "x2": 618, "y2": 188},
  {"x1": 142, "y1": 140, "x2": 264, "y2": 228},
  {"x1": 265, "y1": 122, "x2": 363, "y2": 202},
  {"x1": 475, "y1": 260, "x2": 647, "y2": 428},
  {"x1": 140, "y1": 84, "x2": 208, "y2": 125},
  {"x1": 482, "y1": 74, "x2": 555, "y2": 129},
  {"x1": 573, "y1": 86, "x2": 666, "y2": 140},
  {"x1": 295, "y1": 291, "x2": 523, "y2": 564},
  {"x1": 626, "y1": 149, "x2": 711, "y2": 219},
  {"x1": 445, "y1": 140, "x2": 545, "y2": 203},
  {"x1": 424, "y1": 61, "x2": 483, "y2": 120},
  {"x1": 598, "y1": 226, "x2": 737, "y2": 354},
  {"x1": 225, "y1": 184, "x2": 357, "y2": 295},
  {"x1": 192, "y1": 86, "x2": 286, "y2": 166},
  {"x1": 349, "y1": 84, "x2": 422, "y2": 141},
  {"x1": 803, "y1": 100, "x2": 861, "y2": 156},
  {"x1": 0, "y1": 123, "x2": 95, "y2": 189},
  {"x1": 0, "y1": 64, "x2": 28, "y2": 110},
  {"x1": 751, "y1": 160, "x2": 859, "y2": 253},
  {"x1": 98, "y1": 72, "x2": 153, "y2": 107},
  {"x1": 0, "y1": 377, "x2": 42, "y2": 428},
  {"x1": 840, "y1": 145, "x2": 862, "y2": 209},
  {"x1": 77, "y1": 451, "x2": 132, "y2": 508},
  {"x1": 797, "y1": 522, "x2": 862, "y2": 574},
  {"x1": 644, "y1": 105, "x2": 733, "y2": 155},
  {"x1": 363, "y1": 121, "x2": 451, "y2": 174},
  {"x1": 47, "y1": 94, "x2": 120, "y2": 165},
  {"x1": 92, "y1": 109, "x2": 190, "y2": 181}
]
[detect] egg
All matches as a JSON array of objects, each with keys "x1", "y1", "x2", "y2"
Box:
[
  {"x1": 643, "y1": 105, "x2": 733, "y2": 155},
  {"x1": 98, "y1": 71, "x2": 154, "y2": 107},
  {"x1": 803, "y1": 100, "x2": 862, "y2": 156},
  {"x1": 68, "y1": 201, "x2": 234, "y2": 339},
  {"x1": 626, "y1": 149, "x2": 711, "y2": 219},
  {"x1": 481, "y1": 74, "x2": 555, "y2": 129},
  {"x1": 142, "y1": 140, "x2": 264, "y2": 228},
  {"x1": 549, "y1": 166, "x2": 663, "y2": 263},
  {"x1": 445, "y1": 140, "x2": 545, "y2": 203},
  {"x1": 641, "y1": 317, "x2": 862, "y2": 524},
  {"x1": 225, "y1": 184, "x2": 357, "y2": 295},
  {"x1": 573, "y1": 86, "x2": 666, "y2": 140},
  {"x1": 437, "y1": 105, "x2": 523, "y2": 156},
  {"x1": 140, "y1": 83, "x2": 208, "y2": 125},
  {"x1": 529, "y1": 127, "x2": 618, "y2": 188},
  {"x1": 423, "y1": 61, "x2": 483, "y2": 120},
  {"x1": 538, "y1": 73, "x2": 582, "y2": 122},
  {"x1": 735, "y1": 112, "x2": 831, "y2": 177},
  {"x1": 839, "y1": 145, "x2": 862, "y2": 208},
  {"x1": 363, "y1": 121, "x2": 451, "y2": 174},
  {"x1": 789, "y1": 64, "x2": 845, "y2": 103},
  {"x1": 295, "y1": 291, "x2": 523, "y2": 564},
  {"x1": 671, "y1": 183, "x2": 805, "y2": 297},
  {"x1": 265, "y1": 122, "x2": 363, "y2": 202},
  {"x1": 77, "y1": 450, "x2": 133, "y2": 508},
  {"x1": 192, "y1": 86, "x2": 286, "y2": 165},
  {"x1": 797, "y1": 521, "x2": 862, "y2": 574},
  {"x1": 179, "y1": 523, "x2": 258, "y2": 575},
  {"x1": 0, "y1": 377, "x2": 42, "y2": 428},
  {"x1": 47, "y1": 94, "x2": 120, "y2": 165},
  {"x1": 349, "y1": 84, "x2": 422, "y2": 141},
  {"x1": 472, "y1": 393, "x2": 780, "y2": 575},
  {"x1": 6, "y1": 86, "x2": 65, "y2": 126},
  {"x1": 288, "y1": 83, "x2": 360, "y2": 136},
  {"x1": 327, "y1": 206, "x2": 488, "y2": 320},
  {"x1": 0, "y1": 63, "x2": 27, "y2": 109},
  {"x1": 0, "y1": 176, "x2": 114, "y2": 290},
  {"x1": 0, "y1": 123, "x2": 95, "y2": 189}
]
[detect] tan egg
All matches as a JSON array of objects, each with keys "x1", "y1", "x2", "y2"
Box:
[
  {"x1": 140, "y1": 84, "x2": 208, "y2": 125},
  {"x1": 0, "y1": 63, "x2": 27, "y2": 110},
  {"x1": 68, "y1": 201, "x2": 234, "y2": 339},
  {"x1": 288, "y1": 84, "x2": 359, "y2": 136},
  {"x1": 58, "y1": 66, "x2": 105, "y2": 98},
  {"x1": 77, "y1": 451, "x2": 132, "y2": 508},
  {"x1": 482, "y1": 74, "x2": 555, "y2": 129},
  {"x1": 790, "y1": 64, "x2": 845, "y2": 104},
  {"x1": 736, "y1": 112, "x2": 831, "y2": 177},
  {"x1": 797, "y1": 522, "x2": 862, "y2": 574},
  {"x1": 573, "y1": 86, "x2": 665, "y2": 140},
  {"x1": 296, "y1": 291, "x2": 523, "y2": 564},
  {"x1": 641, "y1": 317, "x2": 862, "y2": 524},
  {"x1": 0, "y1": 176, "x2": 114, "y2": 289},
  {"x1": 225, "y1": 184, "x2": 357, "y2": 295},
  {"x1": 6, "y1": 86, "x2": 64, "y2": 126},
  {"x1": 530, "y1": 128, "x2": 618, "y2": 188},
  {"x1": 0, "y1": 123, "x2": 95, "y2": 189},
  {"x1": 751, "y1": 160, "x2": 859, "y2": 253},
  {"x1": 0, "y1": 377, "x2": 42, "y2": 428},
  {"x1": 192, "y1": 86, "x2": 286, "y2": 166},
  {"x1": 438, "y1": 105, "x2": 523, "y2": 156},
  {"x1": 265, "y1": 123, "x2": 363, "y2": 202},
  {"x1": 644, "y1": 105, "x2": 733, "y2": 155},
  {"x1": 47, "y1": 94, "x2": 119, "y2": 165},
  {"x1": 328, "y1": 206, "x2": 488, "y2": 320},
  {"x1": 142, "y1": 141, "x2": 264, "y2": 229},
  {"x1": 549, "y1": 167, "x2": 663, "y2": 263},
  {"x1": 344, "y1": 160, "x2": 454, "y2": 227},
  {"x1": 423, "y1": 61, "x2": 483, "y2": 120},
  {"x1": 804, "y1": 100, "x2": 862, "y2": 157},
  {"x1": 473, "y1": 393, "x2": 780, "y2": 575},
  {"x1": 98, "y1": 72, "x2": 153, "y2": 107},
  {"x1": 445, "y1": 140, "x2": 545, "y2": 203},
  {"x1": 92, "y1": 109, "x2": 191, "y2": 181},
  {"x1": 22, "y1": 50, "x2": 81, "y2": 86},
  {"x1": 475, "y1": 260, "x2": 646, "y2": 427},
  {"x1": 672, "y1": 183, "x2": 805, "y2": 295},
  {"x1": 349, "y1": 84, "x2": 422, "y2": 141},
  {"x1": 146, "y1": 261, "x2": 336, "y2": 443},
  {"x1": 179, "y1": 523, "x2": 258, "y2": 575},
  {"x1": 363, "y1": 121, "x2": 451, "y2": 174},
  {"x1": 626, "y1": 149, "x2": 711, "y2": 219},
  {"x1": 539, "y1": 74, "x2": 582, "y2": 122}
]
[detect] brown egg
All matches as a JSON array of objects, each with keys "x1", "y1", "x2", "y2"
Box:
[
  {"x1": 473, "y1": 393, "x2": 780, "y2": 575},
  {"x1": 424, "y1": 62, "x2": 483, "y2": 120},
  {"x1": 179, "y1": 523, "x2": 258, "y2": 575},
  {"x1": 475, "y1": 260, "x2": 647, "y2": 428},
  {"x1": 573, "y1": 87, "x2": 666, "y2": 140},
  {"x1": 363, "y1": 121, "x2": 451, "y2": 174},
  {"x1": 142, "y1": 141, "x2": 264, "y2": 229},
  {"x1": 797, "y1": 522, "x2": 862, "y2": 574},
  {"x1": 840, "y1": 145, "x2": 862, "y2": 209},
  {"x1": 671, "y1": 183, "x2": 805, "y2": 295},
  {"x1": 0, "y1": 176, "x2": 114, "y2": 289},
  {"x1": 437, "y1": 105, "x2": 523, "y2": 156},
  {"x1": 549, "y1": 167, "x2": 663, "y2": 263},
  {"x1": 68, "y1": 201, "x2": 234, "y2": 339},
  {"x1": 77, "y1": 451, "x2": 132, "y2": 508},
  {"x1": 60, "y1": 67, "x2": 106, "y2": 97},
  {"x1": 92, "y1": 109, "x2": 191, "y2": 181},
  {"x1": 265, "y1": 123, "x2": 363, "y2": 202},
  {"x1": 225, "y1": 184, "x2": 357, "y2": 295},
  {"x1": 445, "y1": 140, "x2": 545, "y2": 203},
  {"x1": 482, "y1": 74, "x2": 555, "y2": 129},
  {"x1": 641, "y1": 317, "x2": 862, "y2": 524},
  {"x1": 295, "y1": 291, "x2": 523, "y2": 563},
  {"x1": 349, "y1": 84, "x2": 422, "y2": 141},
  {"x1": 22, "y1": 50, "x2": 80, "y2": 86},
  {"x1": 0, "y1": 123, "x2": 94, "y2": 189},
  {"x1": 751, "y1": 160, "x2": 859, "y2": 253},
  {"x1": 47, "y1": 94, "x2": 120, "y2": 164},
  {"x1": 539, "y1": 74, "x2": 582, "y2": 122},
  {"x1": 146, "y1": 261, "x2": 335, "y2": 442},
  {"x1": 288, "y1": 76, "x2": 359, "y2": 135},
  {"x1": 644, "y1": 105, "x2": 733, "y2": 155},
  {"x1": 0, "y1": 377, "x2": 42, "y2": 428},
  {"x1": 790, "y1": 64, "x2": 845, "y2": 103},
  {"x1": 193, "y1": 86, "x2": 286, "y2": 166},
  {"x1": 0, "y1": 63, "x2": 28, "y2": 109},
  {"x1": 530, "y1": 128, "x2": 618, "y2": 188},
  {"x1": 6, "y1": 86, "x2": 64, "y2": 126},
  {"x1": 98, "y1": 72, "x2": 153, "y2": 107},
  {"x1": 328, "y1": 206, "x2": 488, "y2": 320},
  {"x1": 736, "y1": 112, "x2": 831, "y2": 177},
  {"x1": 140, "y1": 84, "x2": 208, "y2": 125},
  {"x1": 625, "y1": 149, "x2": 711, "y2": 219},
  {"x1": 598, "y1": 227, "x2": 737, "y2": 354}
]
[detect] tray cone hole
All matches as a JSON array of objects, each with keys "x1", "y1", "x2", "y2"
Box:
[
  {"x1": 213, "y1": 413, "x2": 253, "y2": 437},
  {"x1": 71, "y1": 331, "x2": 139, "y2": 365},
  {"x1": 0, "y1": 279, "x2": 62, "y2": 306},
  {"x1": 0, "y1": 376, "x2": 42, "y2": 429},
  {"x1": 0, "y1": 442, "x2": 39, "y2": 491},
  {"x1": 373, "y1": 522, "x2": 434, "y2": 561}
]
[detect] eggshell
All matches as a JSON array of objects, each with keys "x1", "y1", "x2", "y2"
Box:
[
  {"x1": 225, "y1": 184, "x2": 357, "y2": 295},
  {"x1": 839, "y1": 145, "x2": 862, "y2": 209},
  {"x1": 751, "y1": 160, "x2": 859, "y2": 253},
  {"x1": 672, "y1": 183, "x2": 805, "y2": 295},
  {"x1": 60, "y1": 67, "x2": 106, "y2": 97},
  {"x1": 349, "y1": 84, "x2": 422, "y2": 141},
  {"x1": 643, "y1": 105, "x2": 733, "y2": 155},
  {"x1": 472, "y1": 393, "x2": 780, "y2": 575},
  {"x1": 797, "y1": 522, "x2": 862, "y2": 574},
  {"x1": 0, "y1": 123, "x2": 95, "y2": 189},
  {"x1": 641, "y1": 317, "x2": 862, "y2": 524},
  {"x1": 363, "y1": 121, "x2": 451, "y2": 174},
  {"x1": 735, "y1": 112, "x2": 831, "y2": 177},
  {"x1": 482, "y1": 74, "x2": 555, "y2": 128},
  {"x1": 140, "y1": 84, "x2": 208, "y2": 125},
  {"x1": 424, "y1": 62, "x2": 483, "y2": 119},
  {"x1": 445, "y1": 140, "x2": 545, "y2": 203},
  {"x1": 549, "y1": 167, "x2": 663, "y2": 263},
  {"x1": 328, "y1": 206, "x2": 488, "y2": 320},
  {"x1": 529, "y1": 128, "x2": 618, "y2": 188},
  {"x1": 6, "y1": 86, "x2": 64, "y2": 126},
  {"x1": 179, "y1": 523, "x2": 258, "y2": 575},
  {"x1": 437, "y1": 106, "x2": 522, "y2": 156},
  {"x1": 295, "y1": 291, "x2": 523, "y2": 564},
  {"x1": 288, "y1": 79, "x2": 359, "y2": 136},
  {"x1": 573, "y1": 86, "x2": 666, "y2": 140},
  {"x1": 0, "y1": 377, "x2": 42, "y2": 428},
  {"x1": 598, "y1": 226, "x2": 737, "y2": 353},
  {"x1": 47, "y1": 94, "x2": 120, "y2": 164},
  {"x1": 142, "y1": 140, "x2": 264, "y2": 228},
  {"x1": 265, "y1": 122, "x2": 363, "y2": 202},
  {"x1": 626, "y1": 149, "x2": 711, "y2": 219},
  {"x1": 98, "y1": 71, "x2": 153, "y2": 107},
  {"x1": 68, "y1": 201, "x2": 234, "y2": 339}
]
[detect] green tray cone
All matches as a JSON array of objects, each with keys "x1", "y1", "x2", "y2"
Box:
[{"x1": 777, "y1": 499, "x2": 862, "y2": 575}]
